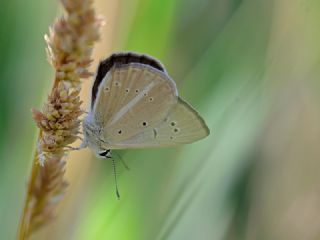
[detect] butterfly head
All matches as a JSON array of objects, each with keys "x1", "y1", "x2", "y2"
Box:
[{"x1": 83, "y1": 115, "x2": 111, "y2": 159}]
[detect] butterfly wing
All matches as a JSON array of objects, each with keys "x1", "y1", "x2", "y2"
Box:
[
  {"x1": 93, "y1": 63, "x2": 178, "y2": 144},
  {"x1": 107, "y1": 97, "x2": 210, "y2": 149}
]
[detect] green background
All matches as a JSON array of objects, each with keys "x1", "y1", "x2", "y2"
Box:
[{"x1": 1, "y1": 0, "x2": 320, "y2": 239}]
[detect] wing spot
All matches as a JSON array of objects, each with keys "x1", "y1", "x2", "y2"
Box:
[
  {"x1": 153, "y1": 129, "x2": 158, "y2": 138},
  {"x1": 135, "y1": 89, "x2": 139, "y2": 93},
  {"x1": 174, "y1": 128, "x2": 179, "y2": 133},
  {"x1": 149, "y1": 97, "x2": 154, "y2": 102},
  {"x1": 142, "y1": 121, "x2": 148, "y2": 127},
  {"x1": 114, "y1": 81, "x2": 120, "y2": 86},
  {"x1": 118, "y1": 130, "x2": 122, "y2": 134},
  {"x1": 144, "y1": 92, "x2": 148, "y2": 96},
  {"x1": 105, "y1": 87, "x2": 110, "y2": 92},
  {"x1": 170, "y1": 136, "x2": 174, "y2": 140},
  {"x1": 125, "y1": 89, "x2": 130, "y2": 93},
  {"x1": 170, "y1": 121, "x2": 176, "y2": 126}
]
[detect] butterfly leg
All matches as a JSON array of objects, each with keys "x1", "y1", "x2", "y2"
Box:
[{"x1": 113, "y1": 151, "x2": 130, "y2": 171}]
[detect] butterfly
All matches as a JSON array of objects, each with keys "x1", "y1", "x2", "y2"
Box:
[{"x1": 82, "y1": 52, "x2": 210, "y2": 197}]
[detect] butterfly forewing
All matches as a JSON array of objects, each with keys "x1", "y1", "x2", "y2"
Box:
[
  {"x1": 108, "y1": 98, "x2": 209, "y2": 149},
  {"x1": 93, "y1": 64, "x2": 178, "y2": 143}
]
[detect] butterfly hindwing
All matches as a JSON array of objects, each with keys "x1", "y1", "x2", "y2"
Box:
[{"x1": 108, "y1": 97, "x2": 210, "y2": 149}]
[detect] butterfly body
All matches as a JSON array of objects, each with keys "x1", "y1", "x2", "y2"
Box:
[{"x1": 83, "y1": 52, "x2": 209, "y2": 158}]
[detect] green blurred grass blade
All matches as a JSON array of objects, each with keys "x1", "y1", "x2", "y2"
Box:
[
  {"x1": 123, "y1": 0, "x2": 179, "y2": 58},
  {"x1": 0, "y1": 1, "x2": 57, "y2": 239}
]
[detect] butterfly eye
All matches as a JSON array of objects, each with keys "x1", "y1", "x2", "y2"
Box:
[
  {"x1": 99, "y1": 150, "x2": 107, "y2": 157},
  {"x1": 99, "y1": 150, "x2": 111, "y2": 158}
]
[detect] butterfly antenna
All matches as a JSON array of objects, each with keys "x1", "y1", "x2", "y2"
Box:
[
  {"x1": 114, "y1": 151, "x2": 130, "y2": 171},
  {"x1": 111, "y1": 158, "x2": 121, "y2": 199}
]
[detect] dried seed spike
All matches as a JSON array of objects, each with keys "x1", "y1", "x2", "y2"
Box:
[{"x1": 18, "y1": 0, "x2": 102, "y2": 238}]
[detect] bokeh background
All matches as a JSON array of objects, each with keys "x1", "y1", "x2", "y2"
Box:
[{"x1": 1, "y1": 0, "x2": 320, "y2": 239}]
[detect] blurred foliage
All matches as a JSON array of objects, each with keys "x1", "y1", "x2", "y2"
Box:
[{"x1": 1, "y1": 0, "x2": 320, "y2": 240}]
